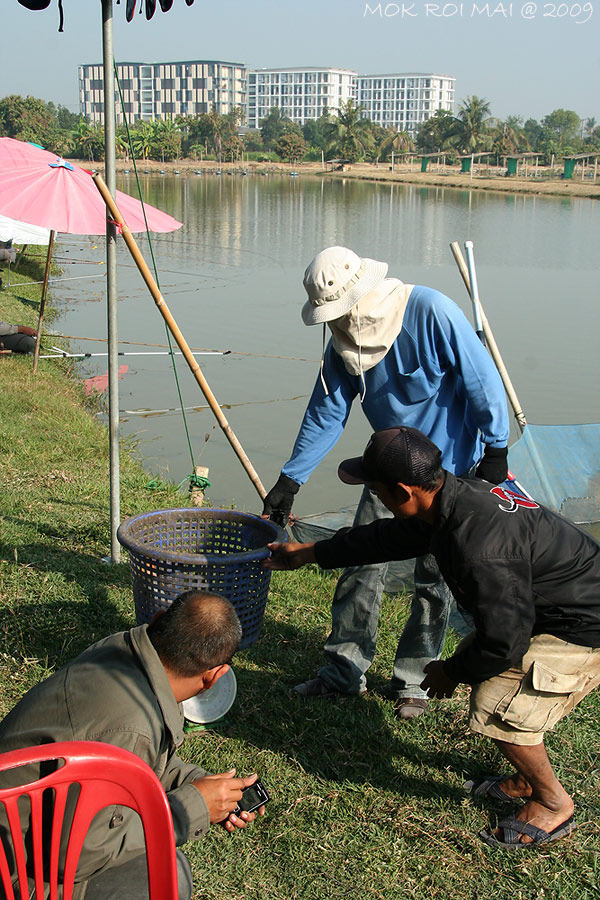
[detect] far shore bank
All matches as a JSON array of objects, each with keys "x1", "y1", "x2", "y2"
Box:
[{"x1": 82, "y1": 157, "x2": 600, "y2": 201}]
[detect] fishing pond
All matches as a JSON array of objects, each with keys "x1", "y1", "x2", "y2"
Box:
[{"x1": 52, "y1": 173, "x2": 599, "y2": 519}]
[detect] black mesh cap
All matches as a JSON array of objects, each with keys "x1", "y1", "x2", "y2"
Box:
[{"x1": 338, "y1": 427, "x2": 442, "y2": 486}]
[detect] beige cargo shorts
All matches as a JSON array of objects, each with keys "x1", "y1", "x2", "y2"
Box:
[{"x1": 468, "y1": 633, "x2": 600, "y2": 745}]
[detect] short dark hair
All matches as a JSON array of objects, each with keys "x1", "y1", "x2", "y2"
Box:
[{"x1": 147, "y1": 591, "x2": 242, "y2": 677}]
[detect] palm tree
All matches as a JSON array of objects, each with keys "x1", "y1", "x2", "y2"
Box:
[
  {"x1": 491, "y1": 116, "x2": 529, "y2": 157},
  {"x1": 131, "y1": 121, "x2": 154, "y2": 161},
  {"x1": 326, "y1": 100, "x2": 375, "y2": 162},
  {"x1": 70, "y1": 119, "x2": 98, "y2": 162},
  {"x1": 377, "y1": 127, "x2": 414, "y2": 162},
  {"x1": 115, "y1": 126, "x2": 131, "y2": 162},
  {"x1": 454, "y1": 96, "x2": 493, "y2": 154}
]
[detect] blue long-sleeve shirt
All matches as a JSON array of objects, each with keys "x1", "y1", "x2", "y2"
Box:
[{"x1": 282, "y1": 286, "x2": 509, "y2": 484}]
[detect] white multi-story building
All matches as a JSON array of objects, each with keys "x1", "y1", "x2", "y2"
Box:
[
  {"x1": 79, "y1": 60, "x2": 455, "y2": 134},
  {"x1": 246, "y1": 67, "x2": 357, "y2": 129},
  {"x1": 356, "y1": 73, "x2": 455, "y2": 134},
  {"x1": 78, "y1": 60, "x2": 247, "y2": 125}
]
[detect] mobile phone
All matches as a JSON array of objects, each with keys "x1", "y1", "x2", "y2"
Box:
[{"x1": 234, "y1": 779, "x2": 270, "y2": 815}]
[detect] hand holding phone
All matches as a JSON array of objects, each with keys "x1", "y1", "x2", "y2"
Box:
[{"x1": 234, "y1": 778, "x2": 271, "y2": 815}]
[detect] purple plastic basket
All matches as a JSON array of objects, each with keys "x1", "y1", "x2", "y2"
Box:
[{"x1": 117, "y1": 508, "x2": 286, "y2": 649}]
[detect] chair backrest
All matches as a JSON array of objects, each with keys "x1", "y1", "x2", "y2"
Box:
[{"x1": 0, "y1": 741, "x2": 179, "y2": 900}]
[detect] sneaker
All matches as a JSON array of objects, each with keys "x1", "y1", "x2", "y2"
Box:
[
  {"x1": 292, "y1": 676, "x2": 366, "y2": 698},
  {"x1": 394, "y1": 698, "x2": 429, "y2": 720}
]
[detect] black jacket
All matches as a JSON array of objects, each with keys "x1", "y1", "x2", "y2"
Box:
[{"x1": 314, "y1": 473, "x2": 600, "y2": 684}]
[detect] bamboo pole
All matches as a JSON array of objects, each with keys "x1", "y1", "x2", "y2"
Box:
[
  {"x1": 92, "y1": 172, "x2": 267, "y2": 501},
  {"x1": 449, "y1": 240, "x2": 526, "y2": 431},
  {"x1": 33, "y1": 229, "x2": 55, "y2": 374}
]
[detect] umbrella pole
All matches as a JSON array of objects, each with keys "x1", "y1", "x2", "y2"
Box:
[
  {"x1": 92, "y1": 173, "x2": 267, "y2": 502},
  {"x1": 33, "y1": 230, "x2": 55, "y2": 374},
  {"x1": 102, "y1": 0, "x2": 121, "y2": 563}
]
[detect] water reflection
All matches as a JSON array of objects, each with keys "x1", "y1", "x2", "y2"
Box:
[{"x1": 56, "y1": 174, "x2": 599, "y2": 516}]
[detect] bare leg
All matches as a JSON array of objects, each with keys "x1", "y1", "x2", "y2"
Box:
[{"x1": 494, "y1": 739, "x2": 574, "y2": 843}]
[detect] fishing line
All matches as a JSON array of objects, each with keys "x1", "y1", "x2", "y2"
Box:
[{"x1": 121, "y1": 393, "x2": 310, "y2": 418}]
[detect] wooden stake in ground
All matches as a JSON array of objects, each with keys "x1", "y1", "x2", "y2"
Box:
[
  {"x1": 92, "y1": 172, "x2": 267, "y2": 502},
  {"x1": 189, "y1": 465, "x2": 210, "y2": 507}
]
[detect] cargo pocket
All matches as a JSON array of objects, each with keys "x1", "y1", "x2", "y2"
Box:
[{"x1": 495, "y1": 661, "x2": 590, "y2": 733}]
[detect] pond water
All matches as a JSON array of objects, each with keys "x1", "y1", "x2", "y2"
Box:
[{"x1": 53, "y1": 173, "x2": 600, "y2": 519}]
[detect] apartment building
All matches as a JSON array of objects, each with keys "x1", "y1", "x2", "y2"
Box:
[
  {"x1": 356, "y1": 74, "x2": 455, "y2": 134},
  {"x1": 246, "y1": 67, "x2": 356, "y2": 130},
  {"x1": 78, "y1": 60, "x2": 246, "y2": 125},
  {"x1": 79, "y1": 61, "x2": 455, "y2": 134}
]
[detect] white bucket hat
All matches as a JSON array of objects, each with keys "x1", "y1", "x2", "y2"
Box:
[{"x1": 301, "y1": 246, "x2": 389, "y2": 326}]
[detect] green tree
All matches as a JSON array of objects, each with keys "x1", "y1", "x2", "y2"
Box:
[
  {"x1": 221, "y1": 133, "x2": 245, "y2": 162},
  {"x1": 377, "y1": 127, "x2": 414, "y2": 162},
  {"x1": 243, "y1": 130, "x2": 264, "y2": 152},
  {"x1": 69, "y1": 118, "x2": 104, "y2": 162},
  {"x1": 303, "y1": 109, "x2": 333, "y2": 152},
  {"x1": 131, "y1": 121, "x2": 154, "y2": 160},
  {"x1": 151, "y1": 119, "x2": 182, "y2": 162},
  {"x1": 48, "y1": 102, "x2": 80, "y2": 132},
  {"x1": 260, "y1": 107, "x2": 285, "y2": 148},
  {"x1": 454, "y1": 96, "x2": 493, "y2": 154},
  {"x1": 326, "y1": 100, "x2": 375, "y2": 162},
  {"x1": 274, "y1": 132, "x2": 307, "y2": 164},
  {"x1": 0, "y1": 95, "x2": 59, "y2": 148},
  {"x1": 415, "y1": 109, "x2": 457, "y2": 152},
  {"x1": 539, "y1": 109, "x2": 582, "y2": 155},
  {"x1": 491, "y1": 116, "x2": 529, "y2": 157}
]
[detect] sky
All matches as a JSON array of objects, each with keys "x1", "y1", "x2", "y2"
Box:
[{"x1": 2, "y1": 0, "x2": 599, "y2": 124}]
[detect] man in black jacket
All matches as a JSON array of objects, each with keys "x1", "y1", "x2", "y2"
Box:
[{"x1": 265, "y1": 426, "x2": 600, "y2": 849}]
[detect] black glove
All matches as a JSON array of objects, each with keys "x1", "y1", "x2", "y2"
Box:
[
  {"x1": 475, "y1": 446, "x2": 508, "y2": 484},
  {"x1": 262, "y1": 473, "x2": 300, "y2": 527}
]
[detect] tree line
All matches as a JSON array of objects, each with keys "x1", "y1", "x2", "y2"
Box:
[{"x1": 1, "y1": 93, "x2": 598, "y2": 166}]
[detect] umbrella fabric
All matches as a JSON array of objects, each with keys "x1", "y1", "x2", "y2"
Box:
[
  {"x1": 0, "y1": 138, "x2": 182, "y2": 235},
  {"x1": 0, "y1": 214, "x2": 51, "y2": 245}
]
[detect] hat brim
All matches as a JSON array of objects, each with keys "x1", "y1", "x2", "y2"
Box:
[
  {"x1": 338, "y1": 458, "x2": 372, "y2": 485},
  {"x1": 301, "y1": 257, "x2": 389, "y2": 326}
]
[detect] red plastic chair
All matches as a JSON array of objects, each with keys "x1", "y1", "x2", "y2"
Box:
[{"x1": 0, "y1": 741, "x2": 179, "y2": 900}]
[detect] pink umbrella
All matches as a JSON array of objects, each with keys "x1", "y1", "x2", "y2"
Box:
[
  {"x1": 0, "y1": 137, "x2": 182, "y2": 372},
  {"x1": 0, "y1": 137, "x2": 182, "y2": 234}
]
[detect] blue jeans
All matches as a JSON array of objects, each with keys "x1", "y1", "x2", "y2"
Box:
[{"x1": 318, "y1": 484, "x2": 453, "y2": 699}]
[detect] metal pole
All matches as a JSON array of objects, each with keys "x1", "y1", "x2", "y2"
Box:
[
  {"x1": 102, "y1": 0, "x2": 120, "y2": 563},
  {"x1": 93, "y1": 173, "x2": 268, "y2": 501}
]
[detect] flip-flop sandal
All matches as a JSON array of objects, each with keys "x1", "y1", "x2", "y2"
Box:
[
  {"x1": 479, "y1": 814, "x2": 576, "y2": 849},
  {"x1": 464, "y1": 775, "x2": 516, "y2": 803}
]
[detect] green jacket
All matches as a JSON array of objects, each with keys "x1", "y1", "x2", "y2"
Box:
[{"x1": 0, "y1": 624, "x2": 210, "y2": 883}]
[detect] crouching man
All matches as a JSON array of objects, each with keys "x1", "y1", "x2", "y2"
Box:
[
  {"x1": 265, "y1": 426, "x2": 600, "y2": 849},
  {"x1": 0, "y1": 591, "x2": 266, "y2": 898}
]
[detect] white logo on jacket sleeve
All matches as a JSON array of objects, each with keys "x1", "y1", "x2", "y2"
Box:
[{"x1": 490, "y1": 486, "x2": 540, "y2": 513}]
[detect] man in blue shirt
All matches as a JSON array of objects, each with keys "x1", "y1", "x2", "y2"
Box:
[{"x1": 263, "y1": 246, "x2": 509, "y2": 718}]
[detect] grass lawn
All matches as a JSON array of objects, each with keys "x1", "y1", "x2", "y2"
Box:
[{"x1": 1, "y1": 259, "x2": 599, "y2": 899}]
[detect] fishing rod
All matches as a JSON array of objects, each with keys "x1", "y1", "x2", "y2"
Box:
[
  {"x1": 39, "y1": 346, "x2": 226, "y2": 360},
  {"x1": 43, "y1": 332, "x2": 319, "y2": 362},
  {"x1": 7, "y1": 274, "x2": 105, "y2": 288}
]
